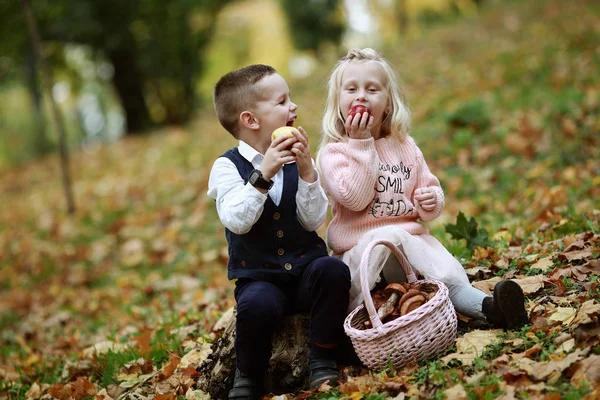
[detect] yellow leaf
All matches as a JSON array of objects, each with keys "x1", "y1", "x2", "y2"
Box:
[
  {"x1": 25, "y1": 382, "x2": 42, "y2": 399},
  {"x1": 443, "y1": 384, "x2": 468, "y2": 400},
  {"x1": 442, "y1": 329, "x2": 502, "y2": 366},
  {"x1": 531, "y1": 256, "x2": 554, "y2": 272},
  {"x1": 349, "y1": 392, "x2": 364, "y2": 400},
  {"x1": 24, "y1": 354, "x2": 40, "y2": 367},
  {"x1": 179, "y1": 343, "x2": 213, "y2": 368},
  {"x1": 492, "y1": 230, "x2": 512, "y2": 243},
  {"x1": 548, "y1": 307, "x2": 578, "y2": 325}
]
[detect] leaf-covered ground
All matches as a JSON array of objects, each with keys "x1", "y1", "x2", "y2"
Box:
[{"x1": 1, "y1": 0, "x2": 599, "y2": 399}]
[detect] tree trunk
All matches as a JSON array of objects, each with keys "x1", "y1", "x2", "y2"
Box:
[
  {"x1": 108, "y1": 47, "x2": 153, "y2": 134},
  {"x1": 21, "y1": 0, "x2": 75, "y2": 214},
  {"x1": 26, "y1": 49, "x2": 52, "y2": 155},
  {"x1": 195, "y1": 307, "x2": 310, "y2": 399}
]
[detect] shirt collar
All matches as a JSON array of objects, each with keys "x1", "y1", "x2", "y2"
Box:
[{"x1": 238, "y1": 140, "x2": 263, "y2": 165}]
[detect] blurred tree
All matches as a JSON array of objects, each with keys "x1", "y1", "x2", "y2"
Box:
[
  {"x1": 1, "y1": 0, "x2": 229, "y2": 134},
  {"x1": 279, "y1": 0, "x2": 343, "y2": 53},
  {"x1": 0, "y1": 0, "x2": 52, "y2": 155}
]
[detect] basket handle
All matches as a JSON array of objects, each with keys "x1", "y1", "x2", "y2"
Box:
[{"x1": 360, "y1": 239, "x2": 418, "y2": 330}]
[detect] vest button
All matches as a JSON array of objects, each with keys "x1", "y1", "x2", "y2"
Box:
[
  {"x1": 277, "y1": 248, "x2": 285, "y2": 256},
  {"x1": 273, "y1": 212, "x2": 281, "y2": 220},
  {"x1": 276, "y1": 230, "x2": 284, "y2": 238},
  {"x1": 284, "y1": 263, "x2": 292, "y2": 271}
]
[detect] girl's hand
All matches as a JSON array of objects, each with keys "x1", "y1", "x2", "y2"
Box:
[
  {"x1": 414, "y1": 187, "x2": 437, "y2": 211},
  {"x1": 345, "y1": 112, "x2": 374, "y2": 139},
  {"x1": 291, "y1": 126, "x2": 316, "y2": 183},
  {"x1": 261, "y1": 135, "x2": 297, "y2": 180}
]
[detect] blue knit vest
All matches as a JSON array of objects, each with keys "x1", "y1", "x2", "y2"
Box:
[{"x1": 221, "y1": 148, "x2": 328, "y2": 283}]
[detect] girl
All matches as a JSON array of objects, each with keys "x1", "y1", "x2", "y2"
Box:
[{"x1": 316, "y1": 48, "x2": 528, "y2": 330}]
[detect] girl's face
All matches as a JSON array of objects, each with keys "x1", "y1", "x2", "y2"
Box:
[{"x1": 339, "y1": 60, "x2": 389, "y2": 138}]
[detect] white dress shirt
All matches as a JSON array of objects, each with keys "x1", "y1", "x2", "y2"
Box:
[{"x1": 207, "y1": 141, "x2": 329, "y2": 235}]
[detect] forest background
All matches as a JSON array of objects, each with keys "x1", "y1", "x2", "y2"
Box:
[{"x1": 0, "y1": 0, "x2": 599, "y2": 399}]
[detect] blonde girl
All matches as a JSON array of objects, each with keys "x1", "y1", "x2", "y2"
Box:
[{"x1": 317, "y1": 48, "x2": 528, "y2": 330}]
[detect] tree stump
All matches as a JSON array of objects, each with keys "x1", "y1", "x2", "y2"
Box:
[{"x1": 195, "y1": 307, "x2": 310, "y2": 399}]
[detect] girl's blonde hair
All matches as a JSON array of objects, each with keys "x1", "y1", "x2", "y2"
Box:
[{"x1": 317, "y1": 48, "x2": 411, "y2": 163}]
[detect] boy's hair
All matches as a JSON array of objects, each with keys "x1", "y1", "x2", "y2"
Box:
[
  {"x1": 213, "y1": 64, "x2": 277, "y2": 137},
  {"x1": 317, "y1": 48, "x2": 411, "y2": 160}
]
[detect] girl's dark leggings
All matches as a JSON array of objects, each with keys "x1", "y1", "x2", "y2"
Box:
[{"x1": 233, "y1": 256, "x2": 350, "y2": 378}]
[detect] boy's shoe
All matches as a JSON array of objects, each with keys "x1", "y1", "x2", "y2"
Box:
[
  {"x1": 228, "y1": 368, "x2": 263, "y2": 400},
  {"x1": 308, "y1": 358, "x2": 339, "y2": 389},
  {"x1": 483, "y1": 280, "x2": 529, "y2": 330}
]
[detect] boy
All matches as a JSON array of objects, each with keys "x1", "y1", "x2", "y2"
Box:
[{"x1": 207, "y1": 64, "x2": 351, "y2": 400}]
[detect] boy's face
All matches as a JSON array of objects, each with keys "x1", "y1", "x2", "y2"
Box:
[{"x1": 251, "y1": 73, "x2": 297, "y2": 137}]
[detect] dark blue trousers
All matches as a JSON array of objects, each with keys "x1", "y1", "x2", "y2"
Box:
[{"x1": 233, "y1": 256, "x2": 350, "y2": 378}]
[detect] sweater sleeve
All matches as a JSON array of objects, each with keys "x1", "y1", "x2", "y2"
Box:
[
  {"x1": 318, "y1": 139, "x2": 379, "y2": 212},
  {"x1": 412, "y1": 142, "x2": 445, "y2": 222}
]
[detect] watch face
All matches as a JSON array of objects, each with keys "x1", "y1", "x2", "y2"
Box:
[
  {"x1": 249, "y1": 169, "x2": 272, "y2": 190},
  {"x1": 249, "y1": 170, "x2": 260, "y2": 184}
]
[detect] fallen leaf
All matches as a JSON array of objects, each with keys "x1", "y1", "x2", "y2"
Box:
[
  {"x1": 559, "y1": 248, "x2": 593, "y2": 262},
  {"x1": 184, "y1": 388, "x2": 211, "y2": 400},
  {"x1": 548, "y1": 265, "x2": 588, "y2": 281},
  {"x1": 571, "y1": 300, "x2": 600, "y2": 326},
  {"x1": 25, "y1": 382, "x2": 42, "y2": 399},
  {"x1": 472, "y1": 277, "x2": 502, "y2": 294},
  {"x1": 442, "y1": 330, "x2": 502, "y2": 366},
  {"x1": 526, "y1": 348, "x2": 589, "y2": 381},
  {"x1": 530, "y1": 256, "x2": 554, "y2": 271},
  {"x1": 157, "y1": 354, "x2": 180, "y2": 380},
  {"x1": 570, "y1": 354, "x2": 600, "y2": 385},
  {"x1": 572, "y1": 320, "x2": 600, "y2": 347},
  {"x1": 512, "y1": 275, "x2": 546, "y2": 294},
  {"x1": 555, "y1": 338, "x2": 575, "y2": 353},
  {"x1": 82, "y1": 341, "x2": 128, "y2": 358},
  {"x1": 578, "y1": 259, "x2": 600, "y2": 275},
  {"x1": 443, "y1": 384, "x2": 468, "y2": 399},
  {"x1": 548, "y1": 307, "x2": 578, "y2": 325},
  {"x1": 179, "y1": 343, "x2": 213, "y2": 368}
]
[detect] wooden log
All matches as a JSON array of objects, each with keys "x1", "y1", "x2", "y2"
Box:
[{"x1": 195, "y1": 307, "x2": 310, "y2": 399}]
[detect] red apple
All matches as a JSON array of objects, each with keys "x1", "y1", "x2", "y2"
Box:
[{"x1": 348, "y1": 105, "x2": 370, "y2": 119}]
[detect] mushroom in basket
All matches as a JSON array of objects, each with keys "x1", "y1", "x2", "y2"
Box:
[{"x1": 362, "y1": 282, "x2": 438, "y2": 329}]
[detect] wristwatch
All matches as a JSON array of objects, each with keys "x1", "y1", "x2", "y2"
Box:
[{"x1": 248, "y1": 169, "x2": 274, "y2": 190}]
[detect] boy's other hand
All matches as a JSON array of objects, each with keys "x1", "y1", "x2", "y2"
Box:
[
  {"x1": 291, "y1": 126, "x2": 316, "y2": 183},
  {"x1": 414, "y1": 187, "x2": 437, "y2": 211},
  {"x1": 261, "y1": 135, "x2": 297, "y2": 180}
]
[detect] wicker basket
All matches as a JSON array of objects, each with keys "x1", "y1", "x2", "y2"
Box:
[{"x1": 343, "y1": 239, "x2": 457, "y2": 371}]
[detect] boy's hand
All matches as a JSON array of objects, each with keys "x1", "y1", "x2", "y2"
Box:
[
  {"x1": 291, "y1": 126, "x2": 316, "y2": 183},
  {"x1": 345, "y1": 112, "x2": 374, "y2": 139},
  {"x1": 414, "y1": 187, "x2": 437, "y2": 211},
  {"x1": 260, "y1": 135, "x2": 297, "y2": 181}
]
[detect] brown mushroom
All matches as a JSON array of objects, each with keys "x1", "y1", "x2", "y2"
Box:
[
  {"x1": 376, "y1": 283, "x2": 407, "y2": 320},
  {"x1": 396, "y1": 288, "x2": 422, "y2": 311},
  {"x1": 400, "y1": 294, "x2": 426, "y2": 315}
]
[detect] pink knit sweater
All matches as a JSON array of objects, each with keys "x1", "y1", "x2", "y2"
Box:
[{"x1": 318, "y1": 135, "x2": 445, "y2": 254}]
